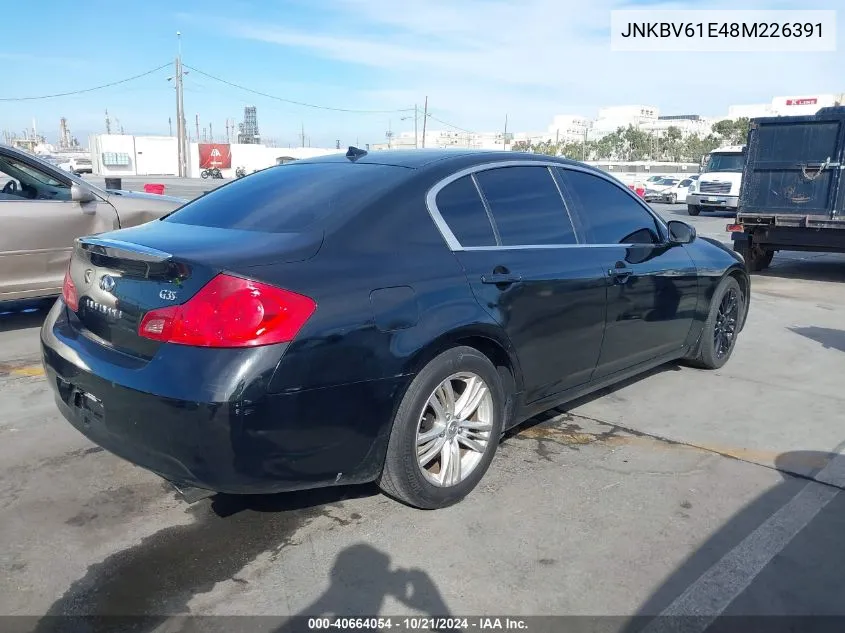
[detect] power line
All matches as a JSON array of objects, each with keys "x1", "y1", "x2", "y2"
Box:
[
  {"x1": 427, "y1": 113, "x2": 474, "y2": 135},
  {"x1": 184, "y1": 64, "x2": 415, "y2": 114},
  {"x1": 0, "y1": 63, "x2": 172, "y2": 102}
]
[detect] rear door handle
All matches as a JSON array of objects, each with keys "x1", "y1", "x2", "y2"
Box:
[
  {"x1": 608, "y1": 263, "x2": 632, "y2": 284},
  {"x1": 481, "y1": 273, "x2": 523, "y2": 284}
]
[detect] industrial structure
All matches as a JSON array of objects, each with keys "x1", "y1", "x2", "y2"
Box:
[{"x1": 238, "y1": 106, "x2": 261, "y2": 144}]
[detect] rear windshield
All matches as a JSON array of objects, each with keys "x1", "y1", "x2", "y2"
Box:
[{"x1": 164, "y1": 162, "x2": 410, "y2": 233}]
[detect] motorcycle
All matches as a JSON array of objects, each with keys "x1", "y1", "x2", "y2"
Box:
[
  {"x1": 235, "y1": 166, "x2": 246, "y2": 178},
  {"x1": 201, "y1": 167, "x2": 223, "y2": 179}
]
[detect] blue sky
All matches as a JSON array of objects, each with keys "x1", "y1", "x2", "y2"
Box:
[{"x1": 1, "y1": 0, "x2": 843, "y2": 147}]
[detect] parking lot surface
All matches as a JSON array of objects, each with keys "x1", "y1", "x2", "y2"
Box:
[{"x1": 2, "y1": 189, "x2": 845, "y2": 627}]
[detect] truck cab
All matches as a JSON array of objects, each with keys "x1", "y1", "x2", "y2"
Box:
[{"x1": 686, "y1": 145, "x2": 746, "y2": 216}]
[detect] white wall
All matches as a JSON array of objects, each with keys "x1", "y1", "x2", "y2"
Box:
[
  {"x1": 135, "y1": 137, "x2": 178, "y2": 176},
  {"x1": 91, "y1": 134, "x2": 138, "y2": 177},
  {"x1": 188, "y1": 143, "x2": 344, "y2": 178}
]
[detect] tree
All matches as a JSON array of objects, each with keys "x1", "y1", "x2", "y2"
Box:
[
  {"x1": 711, "y1": 118, "x2": 751, "y2": 145},
  {"x1": 511, "y1": 140, "x2": 531, "y2": 152}
]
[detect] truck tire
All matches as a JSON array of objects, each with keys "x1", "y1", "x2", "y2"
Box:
[
  {"x1": 734, "y1": 237, "x2": 769, "y2": 273},
  {"x1": 687, "y1": 205, "x2": 701, "y2": 216}
]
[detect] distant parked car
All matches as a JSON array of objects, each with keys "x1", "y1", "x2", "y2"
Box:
[
  {"x1": 42, "y1": 148, "x2": 749, "y2": 511},
  {"x1": 643, "y1": 177, "x2": 680, "y2": 202},
  {"x1": 655, "y1": 177, "x2": 696, "y2": 204},
  {"x1": 0, "y1": 143, "x2": 186, "y2": 302}
]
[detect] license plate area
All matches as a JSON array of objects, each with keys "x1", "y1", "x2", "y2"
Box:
[{"x1": 71, "y1": 388, "x2": 105, "y2": 427}]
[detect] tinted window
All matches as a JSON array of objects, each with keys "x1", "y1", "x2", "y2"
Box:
[
  {"x1": 558, "y1": 168, "x2": 661, "y2": 245},
  {"x1": 435, "y1": 176, "x2": 496, "y2": 247},
  {"x1": 164, "y1": 163, "x2": 408, "y2": 233},
  {"x1": 474, "y1": 166, "x2": 576, "y2": 246}
]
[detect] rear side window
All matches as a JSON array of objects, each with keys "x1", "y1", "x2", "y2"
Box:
[
  {"x1": 474, "y1": 166, "x2": 576, "y2": 246},
  {"x1": 557, "y1": 168, "x2": 662, "y2": 245},
  {"x1": 164, "y1": 163, "x2": 409, "y2": 233},
  {"x1": 435, "y1": 176, "x2": 496, "y2": 247}
]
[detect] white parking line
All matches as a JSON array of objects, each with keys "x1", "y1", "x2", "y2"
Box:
[{"x1": 641, "y1": 446, "x2": 845, "y2": 632}]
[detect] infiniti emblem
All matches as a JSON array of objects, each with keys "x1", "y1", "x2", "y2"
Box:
[{"x1": 99, "y1": 275, "x2": 116, "y2": 293}]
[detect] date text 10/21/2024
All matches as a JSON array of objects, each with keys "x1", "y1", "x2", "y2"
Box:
[{"x1": 307, "y1": 617, "x2": 529, "y2": 630}]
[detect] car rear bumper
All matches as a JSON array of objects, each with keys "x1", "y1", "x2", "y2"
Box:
[{"x1": 41, "y1": 299, "x2": 406, "y2": 495}]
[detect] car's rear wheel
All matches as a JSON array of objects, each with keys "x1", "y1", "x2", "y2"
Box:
[
  {"x1": 685, "y1": 276, "x2": 744, "y2": 370},
  {"x1": 687, "y1": 205, "x2": 701, "y2": 216},
  {"x1": 379, "y1": 346, "x2": 505, "y2": 509},
  {"x1": 668, "y1": 193, "x2": 677, "y2": 204}
]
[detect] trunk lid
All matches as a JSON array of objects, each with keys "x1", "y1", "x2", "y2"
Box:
[{"x1": 66, "y1": 220, "x2": 322, "y2": 359}]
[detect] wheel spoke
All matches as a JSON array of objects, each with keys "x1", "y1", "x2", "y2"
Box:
[
  {"x1": 460, "y1": 419, "x2": 493, "y2": 432},
  {"x1": 417, "y1": 425, "x2": 444, "y2": 446},
  {"x1": 457, "y1": 433, "x2": 486, "y2": 453},
  {"x1": 427, "y1": 391, "x2": 447, "y2": 421},
  {"x1": 455, "y1": 378, "x2": 487, "y2": 421},
  {"x1": 418, "y1": 435, "x2": 447, "y2": 466},
  {"x1": 437, "y1": 381, "x2": 456, "y2": 417},
  {"x1": 440, "y1": 439, "x2": 462, "y2": 486}
]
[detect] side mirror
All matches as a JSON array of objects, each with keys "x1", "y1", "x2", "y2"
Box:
[
  {"x1": 668, "y1": 220, "x2": 696, "y2": 244},
  {"x1": 71, "y1": 184, "x2": 96, "y2": 204}
]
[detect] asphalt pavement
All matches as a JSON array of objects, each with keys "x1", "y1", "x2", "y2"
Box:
[{"x1": 2, "y1": 191, "x2": 845, "y2": 627}]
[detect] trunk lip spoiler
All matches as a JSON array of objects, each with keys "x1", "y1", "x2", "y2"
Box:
[{"x1": 76, "y1": 237, "x2": 173, "y2": 263}]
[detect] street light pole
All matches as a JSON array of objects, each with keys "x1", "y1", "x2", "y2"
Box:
[{"x1": 174, "y1": 31, "x2": 188, "y2": 177}]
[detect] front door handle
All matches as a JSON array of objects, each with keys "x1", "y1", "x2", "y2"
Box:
[
  {"x1": 481, "y1": 273, "x2": 523, "y2": 285},
  {"x1": 608, "y1": 262, "x2": 632, "y2": 284}
]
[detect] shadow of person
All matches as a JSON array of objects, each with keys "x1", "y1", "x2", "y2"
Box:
[
  {"x1": 273, "y1": 543, "x2": 452, "y2": 633},
  {"x1": 620, "y1": 449, "x2": 845, "y2": 633}
]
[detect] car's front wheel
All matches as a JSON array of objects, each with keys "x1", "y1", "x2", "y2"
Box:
[
  {"x1": 379, "y1": 346, "x2": 505, "y2": 509},
  {"x1": 685, "y1": 276, "x2": 745, "y2": 370},
  {"x1": 687, "y1": 204, "x2": 701, "y2": 216}
]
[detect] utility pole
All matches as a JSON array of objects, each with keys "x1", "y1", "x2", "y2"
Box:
[
  {"x1": 173, "y1": 32, "x2": 188, "y2": 177},
  {"x1": 301, "y1": 122, "x2": 305, "y2": 148},
  {"x1": 209, "y1": 122, "x2": 213, "y2": 143},
  {"x1": 195, "y1": 115, "x2": 200, "y2": 143},
  {"x1": 421, "y1": 97, "x2": 428, "y2": 148},
  {"x1": 105, "y1": 110, "x2": 111, "y2": 134},
  {"x1": 414, "y1": 104, "x2": 418, "y2": 148},
  {"x1": 169, "y1": 117, "x2": 172, "y2": 136},
  {"x1": 225, "y1": 119, "x2": 230, "y2": 143},
  {"x1": 503, "y1": 114, "x2": 508, "y2": 151}
]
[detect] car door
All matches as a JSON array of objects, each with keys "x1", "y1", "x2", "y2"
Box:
[
  {"x1": 0, "y1": 151, "x2": 118, "y2": 300},
  {"x1": 556, "y1": 166, "x2": 700, "y2": 379},
  {"x1": 428, "y1": 163, "x2": 608, "y2": 404}
]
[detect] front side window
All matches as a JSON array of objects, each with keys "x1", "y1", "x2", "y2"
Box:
[
  {"x1": 0, "y1": 155, "x2": 71, "y2": 201},
  {"x1": 557, "y1": 168, "x2": 662, "y2": 245},
  {"x1": 474, "y1": 166, "x2": 576, "y2": 246},
  {"x1": 435, "y1": 176, "x2": 496, "y2": 247}
]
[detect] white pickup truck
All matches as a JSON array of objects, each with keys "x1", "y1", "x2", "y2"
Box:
[{"x1": 686, "y1": 145, "x2": 746, "y2": 216}]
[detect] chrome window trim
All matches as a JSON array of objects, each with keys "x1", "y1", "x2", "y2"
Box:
[{"x1": 425, "y1": 159, "x2": 669, "y2": 251}]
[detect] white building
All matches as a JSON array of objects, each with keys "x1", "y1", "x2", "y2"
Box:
[
  {"x1": 547, "y1": 115, "x2": 592, "y2": 143},
  {"x1": 642, "y1": 115, "x2": 715, "y2": 138},
  {"x1": 590, "y1": 105, "x2": 660, "y2": 139},
  {"x1": 727, "y1": 94, "x2": 844, "y2": 120},
  {"x1": 88, "y1": 134, "x2": 342, "y2": 178}
]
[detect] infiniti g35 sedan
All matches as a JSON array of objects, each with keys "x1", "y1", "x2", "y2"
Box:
[{"x1": 41, "y1": 148, "x2": 750, "y2": 510}]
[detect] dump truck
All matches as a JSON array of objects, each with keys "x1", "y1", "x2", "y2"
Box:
[
  {"x1": 729, "y1": 106, "x2": 845, "y2": 271},
  {"x1": 686, "y1": 145, "x2": 746, "y2": 216}
]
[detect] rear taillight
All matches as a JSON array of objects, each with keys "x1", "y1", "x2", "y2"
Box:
[
  {"x1": 726, "y1": 223, "x2": 744, "y2": 233},
  {"x1": 138, "y1": 273, "x2": 316, "y2": 348},
  {"x1": 62, "y1": 264, "x2": 79, "y2": 311}
]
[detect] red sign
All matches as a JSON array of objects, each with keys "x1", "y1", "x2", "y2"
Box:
[
  {"x1": 198, "y1": 143, "x2": 232, "y2": 169},
  {"x1": 785, "y1": 98, "x2": 818, "y2": 106}
]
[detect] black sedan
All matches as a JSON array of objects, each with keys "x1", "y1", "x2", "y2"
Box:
[{"x1": 42, "y1": 149, "x2": 750, "y2": 510}]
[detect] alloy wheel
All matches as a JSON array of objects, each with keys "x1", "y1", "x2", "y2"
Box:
[
  {"x1": 416, "y1": 372, "x2": 494, "y2": 487},
  {"x1": 713, "y1": 288, "x2": 739, "y2": 359}
]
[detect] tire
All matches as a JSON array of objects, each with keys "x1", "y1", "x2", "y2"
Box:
[
  {"x1": 201, "y1": 171, "x2": 209, "y2": 179},
  {"x1": 668, "y1": 193, "x2": 677, "y2": 204},
  {"x1": 761, "y1": 249, "x2": 775, "y2": 270},
  {"x1": 687, "y1": 205, "x2": 701, "y2": 216},
  {"x1": 685, "y1": 276, "x2": 744, "y2": 370},
  {"x1": 378, "y1": 346, "x2": 506, "y2": 510},
  {"x1": 734, "y1": 238, "x2": 767, "y2": 273}
]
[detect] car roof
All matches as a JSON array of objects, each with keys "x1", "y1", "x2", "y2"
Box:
[{"x1": 295, "y1": 148, "x2": 609, "y2": 176}]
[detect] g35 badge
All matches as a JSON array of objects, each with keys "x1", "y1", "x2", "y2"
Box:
[{"x1": 159, "y1": 289, "x2": 177, "y2": 301}]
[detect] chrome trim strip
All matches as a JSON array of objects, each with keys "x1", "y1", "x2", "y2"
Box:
[
  {"x1": 545, "y1": 165, "x2": 580, "y2": 245},
  {"x1": 424, "y1": 159, "x2": 669, "y2": 251},
  {"x1": 470, "y1": 172, "x2": 501, "y2": 246},
  {"x1": 460, "y1": 244, "x2": 640, "y2": 251},
  {"x1": 76, "y1": 237, "x2": 172, "y2": 263}
]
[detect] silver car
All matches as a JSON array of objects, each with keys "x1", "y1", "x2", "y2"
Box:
[{"x1": 0, "y1": 144, "x2": 186, "y2": 302}]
